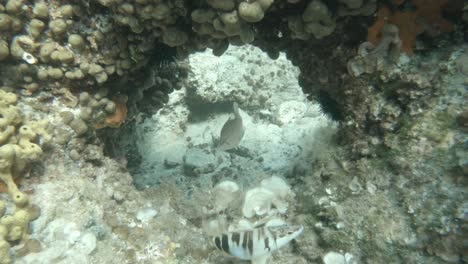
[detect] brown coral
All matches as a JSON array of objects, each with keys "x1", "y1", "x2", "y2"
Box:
[
  {"x1": 367, "y1": 7, "x2": 422, "y2": 56},
  {"x1": 367, "y1": 0, "x2": 455, "y2": 56},
  {"x1": 96, "y1": 96, "x2": 127, "y2": 129}
]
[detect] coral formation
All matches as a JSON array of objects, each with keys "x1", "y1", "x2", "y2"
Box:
[
  {"x1": 367, "y1": 0, "x2": 456, "y2": 56},
  {"x1": 288, "y1": 0, "x2": 337, "y2": 40},
  {"x1": 56, "y1": 89, "x2": 123, "y2": 135},
  {"x1": 0, "y1": 89, "x2": 46, "y2": 263},
  {"x1": 242, "y1": 176, "x2": 294, "y2": 218},
  {"x1": 96, "y1": 96, "x2": 127, "y2": 129},
  {"x1": 347, "y1": 24, "x2": 401, "y2": 77}
]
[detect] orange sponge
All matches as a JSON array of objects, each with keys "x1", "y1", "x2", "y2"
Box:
[{"x1": 367, "y1": 0, "x2": 455, "y2": 56}]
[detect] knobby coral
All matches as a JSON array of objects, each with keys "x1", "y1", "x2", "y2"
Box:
[
  {"x1": 96, "y1": 96, "x2": 127, "y2": 129},
  {"x1": 0, "y1": 90, "x2": 46, "y2": 263}
]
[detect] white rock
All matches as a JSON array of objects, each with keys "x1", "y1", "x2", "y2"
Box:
[
  {"x1": 136, "y1": 208, "x2": 158, "y2": 223},
  {"x1": 22, "y1": 52, "x2": 38, "y2": 64},
  {"x1": 76, "y1": 232, "x2": 97, "y2": 255},
  {"x1": 276, "y1": 101, "x2": 307, "y2": 125},
  {"x1": 323, "y1": 251, "x2": 346, "y2": 264},
  {"x1": 366, "y1": 181, "x2": 377, "y2": 195},
  {"x1": 68, "y1": 230, "x2": 81, "y2": 244},
  {"x1": 62, "y1": 222, "x2": 80, "y2": 244},
  {"x1": 336, "y1": 222, "x2": 345, "y2": 229},
  {"x1": 260, "y1": 176, "x2": 292, "y2": 198},
  {"x1": 203, "y1": 216, "x2": 228, "y2": 236},
  {"x1": 212, "y1": 180, "x2": 240, "y2": 211},
  {"x1": 348, "y1": 177, "x2": 362, "y2": 194},
  {"x1": 214, "y1": 180, "x2": 239, "y2": 193},
  {"x1": 318, "y1": 196, "x2": 330, "y2": 206},
  {"x1": 242, "y1": 187, "x2": 275, "y2": 218},
  {"x1": 344, "y1": 252, "x2": 356, "y2": 264}
]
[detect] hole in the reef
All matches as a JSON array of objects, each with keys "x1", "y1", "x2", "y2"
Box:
[
  {"x1": 103, "y1": 44, "x2": 337, "y2": 192},
  {"x1": 317, "y1": 90, "x2": 343, "y2": 121},
  {"x1": 150, "y1": 43, "x2": 179, "y2": 64},
  {"x1": 186, "y1": 101, "x2": 233, "y2": 123}
]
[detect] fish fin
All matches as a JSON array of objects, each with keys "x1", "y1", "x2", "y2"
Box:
[{"x1": 211, "y1": 132, "x2": 218, "y2": 148}]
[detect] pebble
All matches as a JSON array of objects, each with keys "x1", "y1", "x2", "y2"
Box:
[
  {"x1": 76, "y1": 232, "x2": 97, "y2": 255},
  {"x1": 323, "y1": 251, "x2": 345, "y2": 264},
  {"x1": 136, "y1": 208, "x2": 157, "y2": 223}
]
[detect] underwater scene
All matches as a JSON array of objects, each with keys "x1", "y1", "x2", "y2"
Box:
[{"x1": 0, "y1": 0, "x2": 467, "y2": 263}]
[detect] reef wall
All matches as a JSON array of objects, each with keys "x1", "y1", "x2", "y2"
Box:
[{"x1": 0, "y1": 0, "x2": 466, "y2": 263}]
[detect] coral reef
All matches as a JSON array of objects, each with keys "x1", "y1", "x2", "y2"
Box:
[
  {"x1": 0, "y1": 0, "x2": 461, "y2": 146},
  {"x1": 0, "y1": 0, "x2": 465, "y2": 263}
]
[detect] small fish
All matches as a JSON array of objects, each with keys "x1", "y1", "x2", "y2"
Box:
[
  {"x1": 217, "y1": 102, "x2": 245, "y2": 151},
  {"x1": 212, "y1": 223, "x2": 303, "y2": 263}
]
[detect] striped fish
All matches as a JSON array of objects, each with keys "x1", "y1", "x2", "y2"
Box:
[{"x1": 212, "y1": 223, "x2": 303, "y2": 262}]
